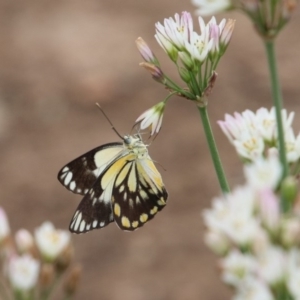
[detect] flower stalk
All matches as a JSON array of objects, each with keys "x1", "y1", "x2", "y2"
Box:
[
  {"x1": 198, "y1": 104, "x2": 230, "y2": 194},
  {"x1": 264, "y1": 40, "x2": 289, "y2": 206}
]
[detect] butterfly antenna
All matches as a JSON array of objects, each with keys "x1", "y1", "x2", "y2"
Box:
[{"x1": 95, "y1": 103, "x2": 123, "y2": 140}]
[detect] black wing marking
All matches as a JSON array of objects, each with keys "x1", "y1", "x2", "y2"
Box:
[
  {"x1": 111, "y1": 159, "x2": 168, "y2": 231},
  {"x1": 58, "y1": 142, "x2": 123, "y2": 195},
  {"x1": 69, "y1": 177, "x2": 114, "y2": 234}
]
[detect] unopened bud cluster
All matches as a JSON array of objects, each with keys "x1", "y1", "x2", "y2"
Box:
[{"x1": 0, "y1": 212, "x2": 81, "y2": 300}]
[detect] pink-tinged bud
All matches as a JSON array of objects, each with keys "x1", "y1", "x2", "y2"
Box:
[
  {"x1": 0, "y1": 207, "x2": 10, "y2": 243},
  {"x1": 15, "y1": 229, "x2": 34, "y2": 254},
  {"x1": 258, "y1": 189, "x2": 280, "y2": 231},
  {"x1": 220, "y1": 19, "x2": 235, "y2": 53},
  {"x1": 136, "y1": 37, "x2": 159, "y2": 65},
  {"x1": 139, "y1": 62, "x2": 165, "y2": 83}
]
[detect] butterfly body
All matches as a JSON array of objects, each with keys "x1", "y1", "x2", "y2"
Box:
[{"x1": 58, "y1": 134, "x2": 168, "y2": 233}]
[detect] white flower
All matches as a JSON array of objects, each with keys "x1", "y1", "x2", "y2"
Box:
[
  {"x1": 35, "y1": 222, "x2": 71, "y2": 261},
  {"x1": 220, "y1": 250, "x2": 257, "y2": 287},
  {"x1": 232, "y1": 131, "x2": 265, "y2": 160},
  {"x1": 136, "y1": 102, "x2": 165, "y2": 136},
  {"x1": 192, "y1": 0, "x2": 232, "y2": 16},
  {"x1": 257, "y1": 189, "x2": 280, "y2": 231},
  {"x1": 244, "y1": 154, "x2": 282, "y2": 190},
  {"x1": 284, "y1": 128, "x2": 300, "y2": 163},
  {"x1": 256, "y1": 246, "x2": 286, "y2": 284},
  {"x1": 203, "y1": 185, "x2": 258, "y2": 246},
  {"x1": 0, "y1": 207, "x2": 10, "y2": 242},
  {"x1": 233, "y1": 276, "x2": 274, "y2": 300},
  {"x1": 7, "y1": 254, "x2": 40, "y2": 291},
  {"x1": 185, "y1": 29, "x2": 213, "y2": 62},
  {"x1": 155, "y1": 12, "x2": 193, "y2": 50},
  {"x1": 256, "y1": 107, "x2": 294, "y2": 142}
]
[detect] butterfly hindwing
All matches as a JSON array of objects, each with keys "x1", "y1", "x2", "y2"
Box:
[
  {"x1": 112, "y1": 157, "x2": 168, "y2": 231},
  {"x1": 69, "y1": 178, "x2": 114, "y2": 233},
  {"x1": 69, "y1": 152, "x2": 135, "y2": 233},
  {"x1": 58, "y1": 143, "x2": 123, "y2": 195}
]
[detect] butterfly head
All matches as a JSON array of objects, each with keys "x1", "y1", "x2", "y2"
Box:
[{"x1": 123, "y1": 134, "x2": 148, "y2": 158}]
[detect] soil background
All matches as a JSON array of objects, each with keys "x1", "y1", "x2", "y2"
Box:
[{"x1": 1, "y1": 0, "x2": 300, "y2": 299}]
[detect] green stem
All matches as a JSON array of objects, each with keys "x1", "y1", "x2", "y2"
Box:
[
  {"x1": 264, "y1": 40, "x2": 289, "y2": 208},
  {"x1": 197, "y1": 105, "x2": 230, "y2": 194},
  {"x1": 264, "y1": 40, "x2": 289, "y2": 211}
]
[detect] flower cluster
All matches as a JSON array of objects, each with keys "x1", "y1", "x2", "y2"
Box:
[
  {"x1": 0, "y1": 208, "x2": 81, "y2": 300},
  {"x1": 203, "y1": 153, "x2": 300, "y2": 299},
  {"x1": 192, "y1": 0, "x2": 297, "y2": 38},
  {"x1": 135, "y1": 12, "x2": 235, "y2": 136},
  {"x1": 218, "y1": 107, "x2": 300, "y2": 163}
]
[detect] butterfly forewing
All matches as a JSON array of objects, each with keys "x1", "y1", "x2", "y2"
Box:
[
  {"x1": 58, "y1": 143, "x2": 123, "y2": 195},
  {"x1": 112, "y1": 157, "x2": 168, "y2": 231}
]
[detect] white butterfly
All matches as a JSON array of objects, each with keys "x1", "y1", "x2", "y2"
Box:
[{"x1": 58, "y1": 134, "x2": 168, "y2": 233}]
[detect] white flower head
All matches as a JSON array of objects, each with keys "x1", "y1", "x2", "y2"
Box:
[
  {"x1": 7, "y1": 254, "x2": 40, "y2": 291},
  {"x1": 220, "y1": 250, "x2": 257, "y2": 287},
  {"x1": 0, "y1": 207, "x2": 10, "y2": 243},
  {"x1": 136, "y1": 102, "x2": 165, "y2": 136},
  {"x1": 15, "y1": 229, "x2": 34, "y2": 254},
  {"x1": 35, "y1": 222, "x2": 71, "y2": 261},
  {"x1": 192, "y1": 0, "x2": 232, "y2": 16},
  {"x1": 244, "y1": 154, "x2": 282, "y2": 190}
]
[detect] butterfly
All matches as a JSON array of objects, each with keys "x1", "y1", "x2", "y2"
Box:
[{"x1": 58, "y1": 134, "x2": 168, "y2": 233}]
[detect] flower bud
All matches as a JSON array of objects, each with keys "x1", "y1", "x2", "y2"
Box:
[
  {"x1": 204, "y1": 230, "x2": 229, "y2": 256},
  {"x1": 136, "y1": 37, "x2": 160, "y2": 65},
  {"x1": 280, "y1": 218, "x2": 300, "y2": 247},
  {"x1": 15, "y1": 229, "x2": 34, "y2": 254},
  {"x1": 39, "y1": 263, "x2": 55, "y2": 289},
  {"x1": 55, "y1": 244, "x2": 74, "y2": 273},
  {"x1": 64, "y1": 265, "x2": 82, "y2": 296},
  {"x1": 139, "y1": 62, "x2": 165, "y2": 84},
  {"x1": 281, "y1": 176, "x2": 298, "y2": 207},
  {"x1": 0, "y1": 207, "x2": 10, "y2": 244},
  {"x1": 178, "y1": 67, "x2": 191, "y2": 83}
]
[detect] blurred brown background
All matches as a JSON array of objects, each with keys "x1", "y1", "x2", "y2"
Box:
[{"x1": 1, "y1": 0, "x2": 300, "y2": 299}]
